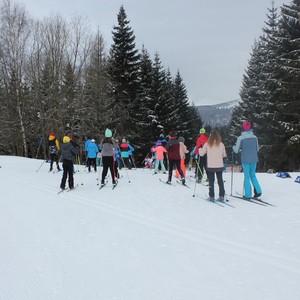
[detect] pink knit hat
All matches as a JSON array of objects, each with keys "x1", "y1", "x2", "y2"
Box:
[{"x1": 242, "y1": 122, "x2": 251, "y2": 131}]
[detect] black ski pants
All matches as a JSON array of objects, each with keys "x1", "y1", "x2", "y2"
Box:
[
  {"x1": 168, "y1": 159, "x2": 184, "y2": 182},
  {"x1": 101, "y1": 156, "x2": 116, "y2": 184},
  {"x1": 60, "y1": 159, "x2": 74, "y2": 189},
  {"x1": 207, "y1": 170, "x2": 225, "y2": 198}
]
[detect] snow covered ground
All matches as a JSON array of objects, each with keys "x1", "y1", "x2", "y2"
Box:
[{"x1": 0, "y1": 155, "x2": 300, "y2": 300}]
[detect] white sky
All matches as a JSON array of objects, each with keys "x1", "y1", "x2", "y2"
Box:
[{"x1": 19, "y1": 0, "x2": 287, "y2": 105}]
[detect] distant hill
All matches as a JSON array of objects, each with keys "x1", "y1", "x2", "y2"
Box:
[{"x1": 195, "y1": 99, "x2": 239, "y2": 127}]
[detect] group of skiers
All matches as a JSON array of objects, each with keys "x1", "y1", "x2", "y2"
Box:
[
  {"x1": 48, "y1": 121, "x2": 262, "y2": 200},
  {"x1": 47, "y1": 129, "x2": 135, "y2": 190}
]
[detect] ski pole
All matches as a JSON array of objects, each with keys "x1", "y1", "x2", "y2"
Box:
[
  {"x1": 97, "y1": 156, "x2": 102, "y2": 185},
  {"x1": 192, "y1": 156, "x2": 205, "y2": 197},
  {"x1": 117, "y1": 146, "x2": 131, "y2": 183},
  {"x1": 35, "y1": 137, "x2": 44, "y2": 159},
  {"x1": 141, "y1": 151, "x2": 151, "y2": 169},
  {"x1": 230, "y1": 151, "x2": 234, "y2": 196},
  {"x1": 131, "y1": 154, "x2": 137, "y2": 169},
  {"x1": 36, "y1": 159, "x2": 46, "y2": 172},
  {"x1": 77, "y1": 154, "x2": 84, "y2": 185}
]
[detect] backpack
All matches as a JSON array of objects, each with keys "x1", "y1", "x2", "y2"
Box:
[{"x1": 48, "y1": 139, "x2": 58, "y2": 154}]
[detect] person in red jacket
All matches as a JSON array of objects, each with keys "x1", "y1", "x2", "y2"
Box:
[
  {"x1": 165, "y1": 131, "x2": 185, "y2": 184},
  {"x1": 194, "y1": 127, "x2": 209, "y2": 183}
]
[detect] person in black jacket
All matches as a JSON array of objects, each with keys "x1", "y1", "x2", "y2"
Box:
[
  {"x1": 60, "y1": 136, "x2": 78, "y2": 190},
  {"x1": 48, "y1": 132, "x2": 61, "y2": 172}
]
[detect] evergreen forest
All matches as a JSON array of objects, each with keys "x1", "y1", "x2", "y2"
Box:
[{"x1": 0, "y1": 0, "x2": 299, "y2": 170}]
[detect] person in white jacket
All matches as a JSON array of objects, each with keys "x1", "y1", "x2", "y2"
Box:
[
  {"x1": 175, "y1": 136, "x2": 189, "y2": 178},
  {"x1": 199, "y1": 129, "x2": 227, "y2": 202}
]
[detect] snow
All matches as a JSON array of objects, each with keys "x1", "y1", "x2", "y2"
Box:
[{"x1": 0, "y1": 155, "x2": 300, "y2": 300}]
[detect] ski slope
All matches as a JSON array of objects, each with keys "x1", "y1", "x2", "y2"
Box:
[{"x1": 0, "y1": 156, "x2": 299, "y2": 300}]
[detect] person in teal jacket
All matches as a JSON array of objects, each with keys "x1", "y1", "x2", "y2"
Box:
[
  {"x1": 87, "y1": 139, "x2": 99, "y2": 172},
  {"x1": 233, "y1": 122, "x2": 262, "y2": 199},
  {"x1": 119, "y1": 138, "x2": 132, "y2": 169}
]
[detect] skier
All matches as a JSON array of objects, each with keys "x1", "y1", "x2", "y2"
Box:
[
  {"x1": 175, "y1": 136, "x2": 189, "y2": 178},
  {"x1": 127, "y1": 140, "x2": 135, "y2": 168},
  {"x1": 165, "y1": 131, "x2": 185, "y2": 184},
  {"x1": 60, "y1": 135, "x2": 78, "y2": 190},
  {"x1": 152, "y1": 142, "x2": 167, "y2": 174},
  {"x1": 232, "y1": 121, "x2": 262, "y2": 199},
  {"x1": 84, "y1": 134, "x2": 91, "y2": 167},
  {"x1": 156, "y1": 134, "x2": 168, "y2": 170},
  {"x1": 119, "y1": 138, "x2": 132, "y2": 169},
  {"x1": 199, "y1": 129, "x2": 227, "y2": 202},
  {"x1": 86, "y1": 139, "x2": 98, "y2": 172},
  {"x1": 100, "y1": 128, "x2": 118, "y2": 187},
  {"x1": 48, "y1": 132, "x2": 61, "y2": 172},
  {"x1": 194, "y1": 127, "x2": 209, "y2": 183}
]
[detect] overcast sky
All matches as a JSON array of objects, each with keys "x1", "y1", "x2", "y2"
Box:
[{"x1": 20, "y1": 0, "x2": 288, "y2": 105}]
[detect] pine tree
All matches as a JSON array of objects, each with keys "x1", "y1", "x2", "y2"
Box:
[
  {"x1": 172, "y1": 71, "x2": 194, "y2": 139},
  {"x1": 107, "y1": 5, "x2": 140, "y2": 137},
  {"x1": 275, "y1": 0, "x2": 300, "y2": 169},
  {"x1": 82, "y1": 31, "x2": 108, "y2": 138},
  {"x1": 134, "y1": 46, "x2": 155, "y2": 141},
  {"x1": 150, "y1": 53, "x2": 168, "y2": 137}
]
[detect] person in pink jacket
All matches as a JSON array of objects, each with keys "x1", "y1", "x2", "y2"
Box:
[
  {"x1": 199, "y1": 129, "x2": 227, "y2": 202},
  {"x1": 175, "y1": 136, "x2": 189, "y2": 178},
  {"x1": 152, "y1": 142, "x2": 167, "y2": 174}
]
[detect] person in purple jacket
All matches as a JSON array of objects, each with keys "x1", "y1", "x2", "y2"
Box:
[{"x1": 233, "y1": 122, "x2": 262, "y2": 199}]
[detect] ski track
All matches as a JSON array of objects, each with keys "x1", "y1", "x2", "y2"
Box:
[{"x1": 3, "y1": 171, "x2": 300, "y2": 277}]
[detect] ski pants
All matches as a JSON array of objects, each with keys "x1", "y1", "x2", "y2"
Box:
[
  {"x1": 242, "y1": 162, "x2": 262, "y2": 198},
  {"x1": 168, "y1": 159, "x2": 184, "y2": 182},
  {"x1": 155, "y1": 159, "x2": 166, "y2": 173},
  {"x1": 196, "y1": 154, "x2": 207, "y2": 180},
  {"x1": 88, "y1": 157, "x2": 97, "y2": 172},
  {"x1": 207, "y1": 170, "x2": 225, "y2": 198},
  {"x1": 61, "y1": 159, "x2": 74, "y2": 189},
  {"x1": 175, "y1": 159, "x2": 186, "y2": 178},
  {"x1": 50, "y1": 153, "x2": 60, "y2": 170},
  {"x1": 101, "y1": 156, "x2": 116, "y2": 184}
]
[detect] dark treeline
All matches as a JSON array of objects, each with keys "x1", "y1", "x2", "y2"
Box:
[
  {"x1": 0, "y1": 1, "x2": 202, "y2": 164},
  {"x1": 1, "y1": 0, "x2": 299, "y2": 171},
  {"x1": 224, "y1": 0, "x2": 300, "y2": 171}
]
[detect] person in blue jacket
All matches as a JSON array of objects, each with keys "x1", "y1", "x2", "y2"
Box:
[
  {"x1": 127, "y1": 140, "x2": 135, "y2": 168},
  {"x1": 233, "y1": 122, "x2": 262, "y2": 199},
  {"x1": 86, "y1": 139, "x2": 99, "y2": 172}
]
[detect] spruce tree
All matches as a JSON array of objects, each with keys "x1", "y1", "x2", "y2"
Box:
[
  {"x1": 107, "y1": 5, "x2": 140, "y2": 137},
  {"x1": 275, "y1": 0, "x2": 300, "y2": 169}
]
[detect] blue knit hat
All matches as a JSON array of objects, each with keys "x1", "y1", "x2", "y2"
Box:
[
  {"x1": 199, "y1": 128, "x2": 206, "y2": 134},
  {"x1": 105, "y1": 128, "x2": 112, "y2": 138}
]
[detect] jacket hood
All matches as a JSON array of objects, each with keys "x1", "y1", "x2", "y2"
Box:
[{"x1": 241, "y1": 130, "x2": 254, "y2": 138}]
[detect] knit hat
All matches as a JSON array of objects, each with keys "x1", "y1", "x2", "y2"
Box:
[
  {"x1": 199, "y1": 128, "x2": 206, "y2": 134},
  {"x1": 178, "y1": 136, "x2": 185, "y2": 143},
  {"x1": 91, "y1": 139, "x2": 95, "y2": 143},
  {"x1": 105, "y1": 128, "x2": 112, "y2": 138},
  {"x1": 122, "y1": 138, "x2": 126, "y2": 143},
  {"x1": 50, "y1": 132, "x2": 55, "y2": 137},
  {"x1": 63, "y1": 136, "x2": 70, "y2": 143},
  {"x1": 168, "y1": 131, "x2": 176, "y2": 138},
  {"x1": 159, "y1": 134, "x2": 164, "y2": 138},
  {"x1": 242, "y1": 122, "x2": 251, "y2": 131}
]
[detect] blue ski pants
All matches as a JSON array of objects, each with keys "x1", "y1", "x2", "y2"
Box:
[{"x1": 242, "y1": 162, "x2": 262, "y2": 198}]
